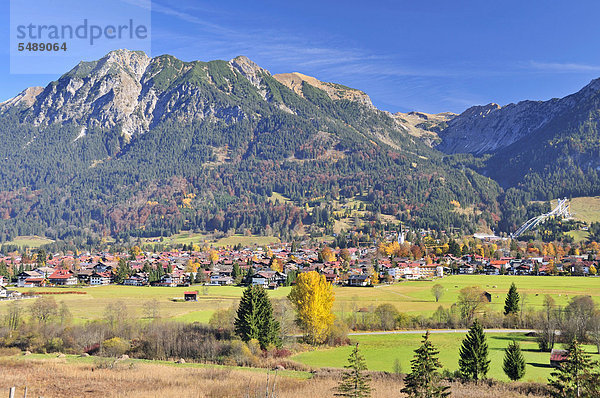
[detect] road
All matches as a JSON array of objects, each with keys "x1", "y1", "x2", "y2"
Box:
[{"x1": 347, "y1": 329, "x2": 536, "y2": 336}]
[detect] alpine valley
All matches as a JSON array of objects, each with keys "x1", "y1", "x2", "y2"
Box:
[{"x1": 0, "y1": 49, "x2": 598, "y2": 244}]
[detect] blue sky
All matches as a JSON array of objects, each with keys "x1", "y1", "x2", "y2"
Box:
[{"x1": 2, "y1": 0, "x2": 600, "y2": 113}]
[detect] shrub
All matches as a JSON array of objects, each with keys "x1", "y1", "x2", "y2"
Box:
[{"x1": 102, "y1": 337, "x2": 129, "y2": 357}]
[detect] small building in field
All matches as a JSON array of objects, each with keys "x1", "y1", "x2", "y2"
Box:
[
  {"x1": 184, "y1": 291, "x2": 198, "y2": 301},
  {"x1": 550, "y1": 349, "x2": 569, "y2": 367},
  {"x1": 483, "y1": 291, "x2": 492, "y2": 302}
]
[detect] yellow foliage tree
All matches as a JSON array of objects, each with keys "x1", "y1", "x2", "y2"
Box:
[
  {"x1": 288, "y1": 271, "x2": 335, "y2": 344},
  {"x1": 320, "y1": 247, "x2": 336, "y2": 263},
  {"x1": 270, "y1": 258, "x2": 283, "y2": 272},
  {"x1": 209, "y1": 249, "x2": 219, "y2": 264},
  {"x1": 131, "y1": 246, "x2": 142, "y2": 257}
]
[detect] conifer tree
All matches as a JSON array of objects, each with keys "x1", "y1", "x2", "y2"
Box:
[
  {"x1": 234, "y1": 285, "x2": 280, "y2": 349},
  {"x1": 548, "y1": 338, "x2": 600, "y2": 398},
  {"x1": 458, "y1": 320, "x2": 490, "y2": 380},
  {"x1": 503, "y1": 340, "x2": 526, "y2": 381},
  {"x1": 402, "y1": 331, "x2": 450, "y2": 398},
  {"x1": 335, "y1": 343, "x2": 372, "y2": 398},
  {"x1": 504, "y1": 282, "x2": 520, "y2": 315}
]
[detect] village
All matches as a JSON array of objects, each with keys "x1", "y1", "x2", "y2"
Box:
[{"x1": 0, "y1": 232, "x2": 598, "y2": 295}]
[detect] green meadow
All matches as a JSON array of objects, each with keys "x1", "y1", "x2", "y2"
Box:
[
  {"x1": 2, "y1": 275, "x2": 599, "y2": 323},
  {"x1": 292, "y1": 332, "x2": 600, "y2": 382}
]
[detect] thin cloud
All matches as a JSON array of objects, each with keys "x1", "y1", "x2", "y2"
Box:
[{"x1": 528, "y1": 61, "x2": 600, "y2": 72}]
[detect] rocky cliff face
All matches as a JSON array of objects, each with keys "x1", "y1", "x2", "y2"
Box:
[
  {"x1": 0, "y1": 50, "x2": 377, "y2": 137},
  {"x1": 435, "y1": 79, "x2": 600, "y2": 154}
]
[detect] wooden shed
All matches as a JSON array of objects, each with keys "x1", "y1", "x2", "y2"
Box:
[{"x1": 184, "y1": 291, "x2": 198, "y2": 301}]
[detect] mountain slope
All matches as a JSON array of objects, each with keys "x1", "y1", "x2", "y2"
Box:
[
  {"x1": 436, "y1": 79, "x2": 600, "y2": 155},
  {"x1": 435, "y1": 78, "x2": 600, "y2": 233},
  {"x1": 0, "y1": 50, "x2": 501, "y2": 243}
]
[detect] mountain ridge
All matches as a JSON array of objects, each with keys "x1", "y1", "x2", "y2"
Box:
[{"x1": 0, "y1": 49, "x2": 501, "y2": 243}]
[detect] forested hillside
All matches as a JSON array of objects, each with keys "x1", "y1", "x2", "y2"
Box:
[
  {"x1": 435, "y1": 78, "x2": 600, "y2": 233},
  {"x1": 0, "y1": 50, "x2": 502, "y2": 243}
]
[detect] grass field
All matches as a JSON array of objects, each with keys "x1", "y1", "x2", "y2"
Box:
[
  {"x1": 292, "y1": 332, "x2": 599, "y2": 382},
  {"x1": 330, "y1": 275, "x2": 600, "y2": 316},
  {"x1": 565, "y1": 196, "x2": 600, "y2": 224},
  {"x1": 214, "y1": 234, "x2": 280, "y2": 247},
  {"x1": 141, "y1": 231, "x2": 280, "y2": 248},
  {"x1": 2, "y1": 275, "x2": 600, "y2": 323},
  {"x1": 566, "y1": 229, "x2": 590, "y2": 242},
  {"x1": 3, "y1": 235, "x2": 55, "y2": 248},
  {"x1": 0, "y1": 285, "x2": 291, "y2": 323}
]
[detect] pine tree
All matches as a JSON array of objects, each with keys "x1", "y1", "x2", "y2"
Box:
[
  {"x1": 503, "y1": 340, "x2": 526, "y2": 381},
  {"x1": 335, "y1": 343, "x2": 372, "y2": 398},
  {"x1": 504, "y1": 282, "x2": 520, "y2": 315},
  {"x1": 401, "y1": 331, "x2": 450, "y2": 398},
  {"x1": 232, "y1": 262, "x2": 240, "y2": 279},
  {"x1": 548, "y1": 338, "x2": 600, "y2": 398},
  {"x1": 458, "y1": 320, "x2": 490, "y2": 380},
  {"x1": 194, "y1": 270, "x2": 204, "y2": 284},
  {"x1": 234, "y1": 285, "x2": 280, "y2": 349}
]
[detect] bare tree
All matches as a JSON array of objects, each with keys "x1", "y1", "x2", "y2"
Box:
[
  {"x1": 143, "y1": 299, "x2": 161, "y2": 320},
  {"x1": 589, "y1": 309, "x2": 600, "y2": 354},
  {"x1": 536, "y1": 295, "x2": 558, "y2": 351},
  {"x1": 562, "y1": 295, "x2": 596, "y2": 343},
  {"x1": 5, "y1": 301, "x2": 22, "y2": 330},
  {"x1": 431, "y1": 284, "x2": 445, "y2": 302},
  {"x1": 457, "y1": 286, "x2": 487, "y2": 325},
  {"x1": 30, "y1": 296, "x2": 58, "y2": 324}
]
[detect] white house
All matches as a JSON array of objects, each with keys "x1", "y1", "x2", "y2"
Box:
[{"x1": 90, "y1": 271, "x2": 111, "y2": 286}]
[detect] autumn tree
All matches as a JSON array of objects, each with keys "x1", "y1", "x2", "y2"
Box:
[
  {"x1": 209, "y1": 249, "x2": 219, "y2": 264},
  {"x1": 288, "y1": 271, "x2": 335, "y2": 344},
  {"x1": 320, "y1": 246, "x2": 336, "y2": 263}
]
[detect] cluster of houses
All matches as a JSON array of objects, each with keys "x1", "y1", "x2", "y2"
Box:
[
  {"x1": 0, "y1": 241, "x2": 597, "y2": 294},
  {"x1": 442, "y1": 253, "x2": 597, "y2": 276}
]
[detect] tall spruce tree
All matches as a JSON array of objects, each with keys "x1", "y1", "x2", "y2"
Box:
[
  {"x1": 234, "y1": 285, "x2": 280, "y2": 349},
  {"x1": 504, "y1": 282, "x2": 520, "y2": 315},
  {"x1": 335, "y1": 343, "x2": 372, "y2": 398},
  {"x1": 401, "y1": 331, "x2": 450, "y2": 398},
  {"x1": 503, "y1": 340, "x2": 526, "y2": 381},
  {"x1": 458, "y1": 320, "x2": 490, "y2": 380},
  {"x1": 548, "y1": 338, "x2": 600, "y2": 398}
]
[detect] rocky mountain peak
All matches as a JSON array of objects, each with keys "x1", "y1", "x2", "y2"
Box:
[
  {"x1": 273, "y1": 72, "x2": 374, "y2": 108},
  {"x1": 0, "y1": 86, "x2": 43, "y2": 110},
  {"x1": 229, "y1": 55, "x2": 269, "y2": 88}
]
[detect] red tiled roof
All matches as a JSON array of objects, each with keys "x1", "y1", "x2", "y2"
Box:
[{"x1": 49, "y1": 270, "x2": 73, "y2": 279}]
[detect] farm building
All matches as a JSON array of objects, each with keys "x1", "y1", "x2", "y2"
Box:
[
  {"x1": 550, "y1": 349, "x2": 569, "y2": 367},
  {"x1": 184, "y1": 291, "x2": 198, "y2": 301}
]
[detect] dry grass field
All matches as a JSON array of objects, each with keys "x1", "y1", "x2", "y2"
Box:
[{"x1": 0, "y1": 355, "x2": 549, "y2": 398}]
